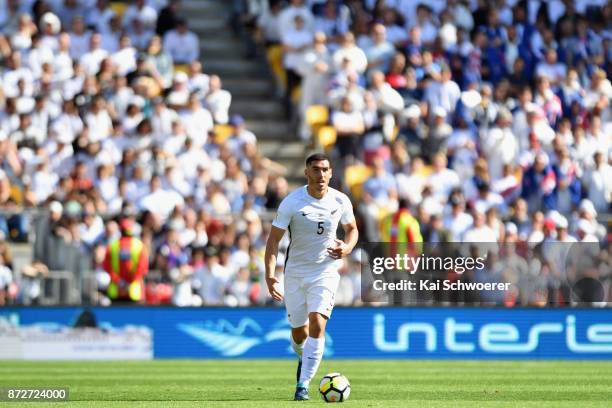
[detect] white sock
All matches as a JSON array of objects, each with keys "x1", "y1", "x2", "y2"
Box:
[
  {"x1": 298, "y1": 336, "x2": 325, "y2": 387},
  {"x1": 291, "y1": 338, "x2": 304, "y2": 358}
]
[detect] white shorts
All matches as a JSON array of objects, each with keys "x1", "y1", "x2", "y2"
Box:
[{"x1": 284, "y1": 273, "x2": 340, "y2": 328}]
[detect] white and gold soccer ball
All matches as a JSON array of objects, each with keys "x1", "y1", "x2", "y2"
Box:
[{"x1": 319, "y1": 373, "x2": 351, "y2": 402}]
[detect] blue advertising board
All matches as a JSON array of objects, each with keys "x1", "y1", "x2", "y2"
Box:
[{"x1": 2, "y1": 307, "x2": 612, "y2": 359}]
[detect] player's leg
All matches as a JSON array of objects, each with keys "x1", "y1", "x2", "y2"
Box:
[
  {"x1": 297, "y1": 312, "x2": 327, "y2": 388},
  {"x1": 291, "y1": 325, "x2": 308, "y2": 382},
  {"x1": 297, "y1": 273, "x2": 340, "y2": 390},
  {"x1": 291, "y1": 325, "x2": 308, "y2": 357},
  {"x1": 283, "y1": 275, "x2": 310, "y2": 400},
  {"x1": 306, "y1": 311, "x2": 327, "y2": 337},
  {"x1": 285, "y1": 278, "x2": 308, "y2": 355}
]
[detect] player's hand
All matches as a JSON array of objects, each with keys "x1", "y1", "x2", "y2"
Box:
[
  {"x1": 265, "y1": 276, "x2": 283, "y2": 301},
  {"x1": 327, "y1": 239, "x2": 350, "y2": 259}
]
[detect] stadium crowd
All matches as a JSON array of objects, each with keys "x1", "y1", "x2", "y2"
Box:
[
  {"x1": 252, "y1": 0, "x2": 611, "y2": 304},
  {"x1": 0, "y1": 0, "x2": 610, "y2": 307},
  {"x1": 0, "y1": 0, "x2": 294, "y2": 307}
]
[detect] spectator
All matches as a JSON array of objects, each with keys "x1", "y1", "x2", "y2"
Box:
[
  {"x1": 281, "y1": 14, "x2": 313, "y2": 118},
  {"x1": 124, "y1": 0, "x2": 158, "y2": 36},
  {"x1": 365, "y1": 23, "x2": 395, "y2": 74},
  {"x1": 423, "y1": 107, "x2": 452, "y2": 160},
  {"x1": 194, "y1": 245, "x2": 227, "y2": 305},
  {"x1": 86, "y1": 0, "x2": 115, "y2": 34},
  {"x1": 424, "y1": 64, "x2": 461, "y2": 119},
  {"x1": 85, "y1": 95, "x2": 113, "y2": 143},
  {"x1": 156, "y1": 0, "x2": 181, "y2": 37},
  {"x1": 297, "y1": 32, "x2": 331, "y2": 138},
  {"x1": 226, "y1": 114, "x2": 257, "y2": 159},
  {"x1": 138, "y1": 175, "x2": 185, "y2": 222},
  {"x1": 313, "y1": 0, "x2": 348, "y2": 45},
  {"x1": 385, "y1": 52, "x2": 407, "y2": 90},
  {"x1": 103, "y1": 218, "x2": 149, "y2": 303},
  {"x1": 428, "y1": 153, "x2": 460, "y2": 204},
  {"x1": 67, "y1": 15, "x2": 90, "y2": 59},
  {"x1": 536, "y1": 48, "x2": 567, "y2": 87},
  {"x1": 381, "y1": 8, "x2": 408, "y2": 48},
  {"x1": 256, "y1": 0, "x2": 283, "y2": 47},
  {"x1": 101, "y1": 14, "x2": 122, "y2": 52},
  {"x1": 80, "y1": 32, "x2": 109, "y2": 76},
  {"x1": 364, "y1": 155, "x2": 398, "y2": 207},
  {"x1": 205, "y1": 75, "x2": 232, "y2": 124},
  {"x1": 521, "y1": 152, "x2": 557, "y2": 212},
  {"x1": 553, "y1": 146, "x2": 582, "y2": 214},
  {"x1": 481, "y1": 108, "x2": 519, "y2": 181},
  {"x1": 112, "y1": 35, "x2": 138, "y2": 77},
  {"x1": 380, "y1": 198, "x2": 422, "y2": 244},
  {"x1": 369, "y1": 70, "x2": 404, "y2": 113},
  {"x1": 163, "y1": 18, "x2": 199, "y2": 65},
  {"x1": 39, "y1": 12, "x2": 61, "y2": 53},
  {"x1": 462, "y1": 206, "x2": 497, "y2": 242},
  {"x1": 333, "y1": 32, "x2": 367, "y2": 74},
  {"x1": 187, "y1": 60, "x2": 209, "y2": 97},
  {"x1": 278, "y1": 0, "x2": 314, "y2": 35},
  {"x1": 129, "y1": 18, "x2": 154, "y2": 52},
  {"x1": 584, "y1": 151, "x2": 612, "y2": 213},
  {"x1": 331, "y1": 96, "x2": 364, "y2": 163},
  {"x1": 179, "y1": 92, "x2": 214, "y2": 147}
]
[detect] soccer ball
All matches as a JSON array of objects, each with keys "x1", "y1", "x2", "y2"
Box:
[{"x1": 319, "y1": 373, "x2": 351, "y2": 402}]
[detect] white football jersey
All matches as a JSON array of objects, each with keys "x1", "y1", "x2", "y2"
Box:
[{"x1": 272, "y1": 186, "x2": 355, "y2": 277}]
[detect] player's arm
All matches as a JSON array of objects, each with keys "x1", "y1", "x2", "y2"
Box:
[
  {"x1": 327, "y1": 220, "x2": 358, "y2": 259},
  {"x1": 328, "y1": 195, "x2": 359, "y2": 259},
  {"x1": 264, "y1": 225, "x2": 286, "y2": 301}
]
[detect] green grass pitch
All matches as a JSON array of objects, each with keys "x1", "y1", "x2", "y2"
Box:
[{"x1": 1, "y1": 360, "x2": 612, "y2": 407}]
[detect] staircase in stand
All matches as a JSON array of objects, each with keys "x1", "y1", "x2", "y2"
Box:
[{"x1": 182, "y1": 0, "x2": 307, "y2": 187}]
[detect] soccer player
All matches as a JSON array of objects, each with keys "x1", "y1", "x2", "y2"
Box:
[{"x1": 264, "y1": 153, "x2": 358, "y2": 401}]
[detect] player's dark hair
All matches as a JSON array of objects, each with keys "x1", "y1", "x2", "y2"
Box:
[{"x1": 306, "y1": 153, "x2": 330, "y2": 167}]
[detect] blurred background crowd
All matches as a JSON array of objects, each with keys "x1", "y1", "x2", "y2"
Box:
[{"x1": 0, "y1": 0, "x2": 609, "y2": 308}]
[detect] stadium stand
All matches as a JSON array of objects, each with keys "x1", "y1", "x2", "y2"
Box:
[{"x1": 0, "y1": 0, "x2": 609, "y2": 308}]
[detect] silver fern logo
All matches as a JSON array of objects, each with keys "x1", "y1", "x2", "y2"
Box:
[{"x1": 178, "y1": 318, "x2": 334, "y2": 357}]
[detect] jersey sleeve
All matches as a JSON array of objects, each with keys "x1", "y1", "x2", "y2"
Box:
[
  {"x1": 271, "y1": 196, "x2": 293, "y2": 230},
  {"x1": 340, "y1": 193, "x2": 355, "y2": 225}
]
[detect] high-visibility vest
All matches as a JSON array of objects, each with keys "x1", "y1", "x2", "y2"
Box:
[
  {"x1": 108, "y1": 237, "x2": 144, "y2": 276},
  {"x1": 381, "y1": 209, "x2": 423, "y2": 242},
  {"x1": 380, "y1": 210, "x2": 423, "y2": 259},
  {"x1": 107, "y1": 237, "x2": 145, "y2": 301}
]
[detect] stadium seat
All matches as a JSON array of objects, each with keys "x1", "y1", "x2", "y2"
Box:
[
  {"x1": 9, "y1": 184, "x2": 23, "y2": 205},
  {"x1": 416, "y1": 164, "x2": 434, "y2": 177},
  {"x1": 305, "y1": 105, "x2": 329, "y2": 130},
  {"x1": 344, "y1": 164, "x2": 373, "y2": 201},
  {"x1": 173, "y1": 64, "x2": 189, "y2": 74},
  {"x1": 213, "y1": 124, "x2": 234, "y2": 143},
  {"x1": 110, "y1": 2, "x2": 128, "y2": 18},
  {"x1": 316, "y1": 126, "x2": 336, "y2": 151}
]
